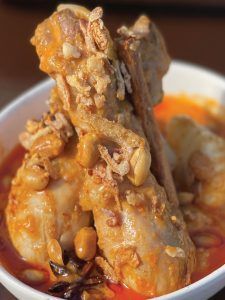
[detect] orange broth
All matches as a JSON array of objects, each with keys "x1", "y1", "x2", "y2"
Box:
[{"x1": 1, "y1": 94, "x2": 225, "y2": 299}]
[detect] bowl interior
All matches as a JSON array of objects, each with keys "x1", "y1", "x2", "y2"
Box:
[{"x1": 1, "y1": 61, "x2": 225, "y2": 300}]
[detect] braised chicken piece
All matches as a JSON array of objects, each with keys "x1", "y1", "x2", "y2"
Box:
[
  {"x1": 167, "y1": 116, "x2": 225, "y2": 210},
  {"x1": 6, "y1": 4, "x2": 195, "y2": 298},
  {"x1": 166, "y1": 115, "x2": 225, "y2": 274},
  {"x1": 6, "y1": 109, "x2": 91, "y2": 266}
]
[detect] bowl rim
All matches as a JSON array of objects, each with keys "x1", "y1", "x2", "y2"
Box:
[{"x1": 1, "y1": 60, "x2": 225, "y2": 300}]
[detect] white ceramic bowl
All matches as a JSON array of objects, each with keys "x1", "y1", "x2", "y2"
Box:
[{"x1": 1, "y1": 61, "x2": 225, "y2": 300}]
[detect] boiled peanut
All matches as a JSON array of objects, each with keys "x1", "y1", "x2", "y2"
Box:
[
  {"x1": 127, "y1": 147, "x2": 151, "y2": 186},
  {"x1": 76, "y1": 133, "x2": 100, "y2": 168},
  {"x1": 31, "y1": 133, "x2": 65, "y2": 159},
  {"x1": 74, "y1": 227, "x2": 97, "y2": 261},
  {"x1": 23, "y1": 166, "x2": 49, "y2": 191},
  {"x1": 47, "y1": 239, "x2": 64, "y2": 265}
]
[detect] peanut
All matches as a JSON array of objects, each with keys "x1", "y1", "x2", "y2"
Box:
[
  {"x1": 76, "y1": 133, "x2": 100, "y2": 168},
  {"x1": 74, "y1": 227, "x2": 97, "y2": 261},
  {"x1": 31, "y1": 133, "x2": 65, "y2": 159},
  {"x1": 23, "y1": 166, "x2": 49, "y2": 191},
  {"x1": 127, "y1": 147, "x2": 151, "y2": 186},
  {"x1": 47, "y1": 239, "x2": 64, "y2": 265}
]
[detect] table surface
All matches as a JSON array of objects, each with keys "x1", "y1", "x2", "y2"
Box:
[{"x1": 0, "y1": 1, "x2": 225, "y2": 299}]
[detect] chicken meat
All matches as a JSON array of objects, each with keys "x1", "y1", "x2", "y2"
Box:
[
  {"x1": 6, "y1": 4, "x2": 195, "y2": 297},
  {"x1": 167, "y1": 115, "x2": 225, "y2": 210},
  {"x1": 6, "y1": 110, "x2": 91, "y2": 266}
]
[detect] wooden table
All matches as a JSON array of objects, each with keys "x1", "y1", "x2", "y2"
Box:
[{"x1": 0, "y1": 1, "x2": 225, "y2": 299}]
